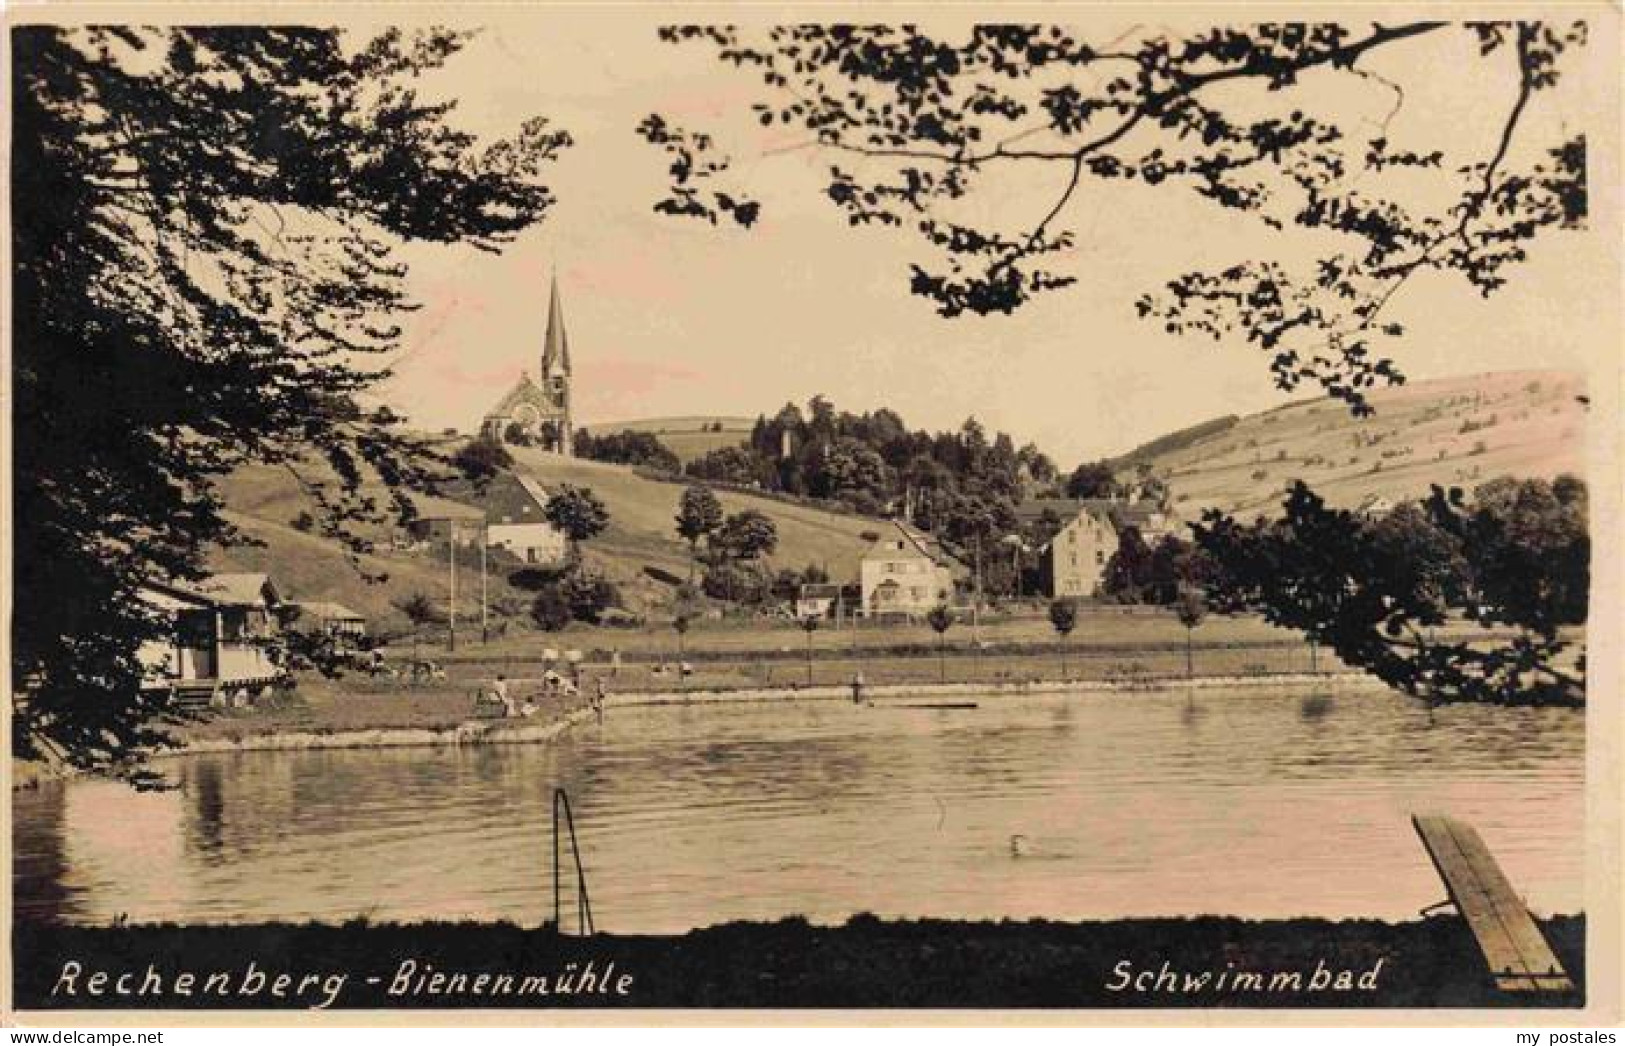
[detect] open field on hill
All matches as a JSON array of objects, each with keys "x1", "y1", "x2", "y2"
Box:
[
  {"x1": 503, "y1": 444, "x2": 877, "y2": 594},
  {"x1": 208, "y1": 443, "x2": 883, "y2": 628},
  {"x1": 1120, "y1": 370, "x2": 1585, "y2": 518},
  {"x1": 581, "y1": 415, "x2": 752, "y2": 464}
]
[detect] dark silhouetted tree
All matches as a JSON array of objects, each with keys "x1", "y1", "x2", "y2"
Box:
[
  {"x1": 1049, "y1": 598, "x2": 1078, "y2": 678},
  {"x1": 926, "y1": 604, "x2": 955, "y2": 682},
  {"x1": 714, "y1": 509, "x2": 779, "y2": 562},
  {"x1": 644, "y1": 22, "x2": 1587, "y2": 412},
  {"x1": 1195, "y1": 478, "x2": 1586, "y2": 705},
  {"x1": 675, "y1": 484, "x2": 724, "y2": 579},
  {"x1": 545, "y1": 485, "x2": 610, "y2": 561},
  {"x1": 12, "y1": 25, "x2": 571, "y2": 780}
]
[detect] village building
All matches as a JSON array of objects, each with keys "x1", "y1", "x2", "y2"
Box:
[
  {"x1": 860, "y1": 521, "x2": 960, "y2": 619},
  {"x1": 284, "y1": 601, "x2": 368, "y2": 654},
  {"x1": 403, "y1": 500, "x2": 487, "y2": 549},
  {"x1": 795, "y1": 582, "x2": 861, "y2": 620},
  {"x1": 1115, "y1": 501, "x2": 1180, "y2": 545},
  {"x1": 137, "y1": 572, "x2": 286, "y2": 705},
  {"x1": 482, "y1": 472, "x2": 569, "y2": 565},
  {"x1": 480, "y1": 272, "x2": 574, "y2": 453},
  {"x1": 1037, "y1": 507, "x2": 1119, "y2": 600}
]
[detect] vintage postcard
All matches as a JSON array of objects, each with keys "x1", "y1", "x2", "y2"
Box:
[{"x1": 4, "y1": 1, "x2": 1621, "y2": 1028}]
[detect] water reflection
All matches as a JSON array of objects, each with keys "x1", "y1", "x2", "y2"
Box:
[{"x1": 12, "y1": 687, "x2": 1584, "y2": 933}]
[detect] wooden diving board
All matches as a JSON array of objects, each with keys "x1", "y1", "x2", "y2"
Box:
[{"x1": 1412, "y1": 813, "x2": 1574, "y2": 993}]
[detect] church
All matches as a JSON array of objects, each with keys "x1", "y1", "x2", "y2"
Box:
[{"x1": 480, "y1": 272, "x2": 574, "y2": 454}]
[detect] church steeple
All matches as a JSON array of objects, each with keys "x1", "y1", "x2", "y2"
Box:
[
  {"x1": 477, "y1": 268, "x2": 575, "y2": 455},
  {"x1": 541, "y1": 270, "x2": 571, "y2": 378}
]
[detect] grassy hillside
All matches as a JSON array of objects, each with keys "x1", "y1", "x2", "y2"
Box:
[
  {"x1": 581, "y1": 415, "x2": 752, "y2": 464},
  {"x1": 208, "y1": 444, "x2": 882, "y2": 628},
  {"x1": 503, "y1": 446, "x2": 877, "y2": 601},
  {"x1": 209, "y1": 462, "x2": 503, "y2": 634},
  {"x1": 1117, "y1": 370, "x2": 1586, "y2": 518}
]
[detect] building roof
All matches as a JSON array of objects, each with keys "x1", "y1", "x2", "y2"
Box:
[
  {"x1": 191, "y1": 572, "x2": 280, "y2": 607},
  {"x1": 411, "y1": 494, "x2": 487, "y2": 522},
  {"x1": 291, "y1": 601, "x2": 365, "y2": 623},
  {"x1": 512, "y1": 473, "x2": 552, "y2": 512},
  {"x1": 863, "y1": 520, "x2": 966, "y2": 576},
  {"x1": 1013, "y1": 497, "x2": 1119, "y2": 526}
]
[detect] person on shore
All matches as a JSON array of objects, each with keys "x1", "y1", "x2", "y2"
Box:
[
  {"x1": 851, "y1": 670, "x2": 866, "y2": 705},
  {"x1": 610, "y1": 648, "x2": 622, "y2": 678},
  {"x1": 520, "y1": 694, "x2": 539, "y2": 718},
  {"x1": 491, "y1": 674, "x2": 515, "y2": 718},
  {"x1": 592, "y1": 677, "x2": 608, "y2": 723}
]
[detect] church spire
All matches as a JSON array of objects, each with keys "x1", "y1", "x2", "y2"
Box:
[{"x1": 541, "y1": 270, "x2": 570, "y2": 377}]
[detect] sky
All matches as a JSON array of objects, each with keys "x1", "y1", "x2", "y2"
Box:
[{"x1": 370, "y1": 12, "x2": 1611, "y2": 466}]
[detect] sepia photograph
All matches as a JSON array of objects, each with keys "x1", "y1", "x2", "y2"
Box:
[{"x1": 4, "y1": 2, "x2": 1620, "y2": 1026}]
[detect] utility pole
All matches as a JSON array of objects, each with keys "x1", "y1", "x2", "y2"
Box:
[
  {"x1": 479, "y1": 524, "x2": 489, "y2": 645},
  {"x1": 448, "y1": 521, "x2": 458, "y2": 652},
  {"x1": 972, "y1": 532, "x2": 983, "y2": 641}
]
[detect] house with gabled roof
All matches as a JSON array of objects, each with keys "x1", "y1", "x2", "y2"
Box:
[
  {"x1": 137, "y1": 571, "x2": 287, "y2": 705},
  {"x1": 859, "y1": 521, "x2": 961, "y2": 619},
  {"x1": 1037, "y1": 507, "x2": 1118, "y2": 599},
  {"x1": 481, "y1": 471, "x2": 568, "y2": 565}
]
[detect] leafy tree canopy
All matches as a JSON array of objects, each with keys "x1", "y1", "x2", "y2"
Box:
[
  {"x1": 545, "y1": 485, "x2": 611, "y2": 548},
  {"x1": 644, "y1": 21, "x2": 1587, "y2": 412},
  {"x1": 713, "y1": 509, "x2": 780, "y2": 562},
  {"x1": 675, "y1": 484, "x2": 726, "y2": 546},
  {"x1": 1194, "y1": 478, "x2": 1587, "y2": 705},
  {"x1": 13, "y1": 26, "x2": 570, "y2": 780}
]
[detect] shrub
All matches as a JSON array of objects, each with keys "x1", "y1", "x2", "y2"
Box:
[
  {"x1": 559, "y1": 569, "x2": 621, "y2": 624},
  {"x1": 508, "y1": 565, "x2": 571, "y2": 591},
  {"x1": 453, "y1": 438, "x2": 513, "y2": 482},
  {"x1": 530, "y1": 588, "x2": 572, "y2": 632},
  {"x1": 702, "y1": 561, "x2": 772, "y2": 604},
  {"x1": 643, "y1": 565, "x2": 685, "y2": 587}
]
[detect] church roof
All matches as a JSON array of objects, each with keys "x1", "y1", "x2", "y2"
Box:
[
  {"x1": 485, "y1": 373, "x2": 557, "y2": 419},
  {"x1": 542, "y1": 272, "x2": 570, "y2": 376}
]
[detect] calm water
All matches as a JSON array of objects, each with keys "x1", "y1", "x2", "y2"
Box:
[{"x1": 13, "y1": 688, "x2": 1584, "y2": 932}]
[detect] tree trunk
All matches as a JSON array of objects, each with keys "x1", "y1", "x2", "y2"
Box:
[{"x1": 1185, "y1": 628, "x2": 1193, "y2": 678}]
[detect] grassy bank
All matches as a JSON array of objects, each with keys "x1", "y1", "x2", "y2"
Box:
[{"x1": 12, "y1": 914, "x2": 1584, "y2": 1010}]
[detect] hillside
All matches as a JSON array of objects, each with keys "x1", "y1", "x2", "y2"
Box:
[
  {"x1": 208, "y1": 444, "x2": 881, "y2": 630},
  {"x1": 1114, "y1": 370, "x2": 1586, "y2": 518},
  {"x1": 581, "y1": 415, "x2": 751, "y2": 465},
  {"x1": 502, "y1": 446, "x2": 877, "y2": 600}
]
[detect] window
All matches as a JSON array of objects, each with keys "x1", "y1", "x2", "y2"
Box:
[{"x1": 1096, "y1": 550, "x2": 1105, "y2": 564}]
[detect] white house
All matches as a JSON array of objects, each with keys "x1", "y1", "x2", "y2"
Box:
[
  {"x1": 860, "y1": 521, "x2": 958, "y2": 619},
  {"x1": 482, "y1": 473, "x2": 569, "y2": 565}
]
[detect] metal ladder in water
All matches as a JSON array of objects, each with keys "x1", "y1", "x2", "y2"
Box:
[{"x1": 552, "y1": 788, "x2": 595, "y2": 935}]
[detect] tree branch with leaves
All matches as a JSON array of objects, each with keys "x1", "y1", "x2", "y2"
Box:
[
  {"x1": 12, "y1": 26, "x2": 570, "y2": 781},
  {"x1": 642, "y1": 21, "x2": 1587, "y2": 412}
]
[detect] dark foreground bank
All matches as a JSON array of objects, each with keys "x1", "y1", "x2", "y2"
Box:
[{"x1": 14, "y1": 914, "x2": 1583, "y2": 1010}]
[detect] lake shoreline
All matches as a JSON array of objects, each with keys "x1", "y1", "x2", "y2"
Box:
[
  {"x1": 9, "y1": 671, "x2": 1389, "y2": 781},
  {"x1": 12, "y1": 913, "x2": 1585, "y2": 1010}
]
